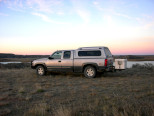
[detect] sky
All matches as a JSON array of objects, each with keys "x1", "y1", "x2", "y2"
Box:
[{"x1": 0, "y1": 0, "x2": 154, "y2": 55}]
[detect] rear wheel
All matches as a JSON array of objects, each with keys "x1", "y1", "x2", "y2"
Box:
[
  {"x1": 36, "y1": 66, "x2": 46, "y2": 76},
  {"x1": 84, "y1": 66, "x2": 96, "y2": 78}
]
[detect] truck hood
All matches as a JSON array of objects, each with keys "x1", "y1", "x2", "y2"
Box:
[{"x1": 33, "y1": 58, "x2": 48, "y2": 62}]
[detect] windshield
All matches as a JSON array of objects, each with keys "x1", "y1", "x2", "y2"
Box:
[{"x1": 51, "y1": 51, "x2": 62, "y2": 59}]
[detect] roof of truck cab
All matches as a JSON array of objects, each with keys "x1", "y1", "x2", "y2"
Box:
[{"x1": 56, "y1": 50, "x2": 75, "y2": 52}]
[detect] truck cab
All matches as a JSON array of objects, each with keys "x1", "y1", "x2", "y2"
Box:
[{"x1": 47, "y1": 50, "x2": 74, "y2": 72}]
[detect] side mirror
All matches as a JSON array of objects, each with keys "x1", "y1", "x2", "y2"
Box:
[{"x1": 48, "y1": 56, "x2": 54, "y2": 59}]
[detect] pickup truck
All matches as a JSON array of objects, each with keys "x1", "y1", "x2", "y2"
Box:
[{"x1": 31, "y1": 46, "x2": 114, "y2": 78}]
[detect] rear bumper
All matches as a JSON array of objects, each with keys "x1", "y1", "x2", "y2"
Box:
[
  {"x1": 106, "y1": 66, "x2": 115, "y2": 72},
  {"x1": 98, "y1": 66, "x2": 115, "y2": 72}
]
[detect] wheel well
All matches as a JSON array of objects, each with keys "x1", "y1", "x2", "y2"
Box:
[
  {"x1": 83, "y1": 64, "x2": 97, "y2": 72},
  {"x1": 35, "y1": 64, "x2": 47, "y2": 70}
]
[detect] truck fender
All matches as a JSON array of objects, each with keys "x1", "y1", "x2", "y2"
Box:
[{"x1": 82, "y1": 63, "x2": 99, "y2": 72}]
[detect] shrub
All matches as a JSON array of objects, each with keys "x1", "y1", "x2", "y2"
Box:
[
  {"x1": 0, "y1": 63, "x2": 30, "y2": 69},
  {"x1": 132, "y1": 63, "x2": 154, "y2": 71}
]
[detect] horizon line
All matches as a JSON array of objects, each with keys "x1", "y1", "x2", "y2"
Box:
[{"x1": 0, "y1": 53, "x2": 154, "y2": 56}]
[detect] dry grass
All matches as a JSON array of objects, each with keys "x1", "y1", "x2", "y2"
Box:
[
  {"x1": 24, "y1": 102, "x2": 49, "y2": 116},
  {"x1": 0, "y1": 64, "x2": 154, "y2": 116},
  {"x1": 0, "y1": 58, "x2": 36, "y2": 62}
]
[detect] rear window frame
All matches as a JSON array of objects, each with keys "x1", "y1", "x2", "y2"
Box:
[{"x1": 104, "y1": 48, "x2": 112, "y2": 57}]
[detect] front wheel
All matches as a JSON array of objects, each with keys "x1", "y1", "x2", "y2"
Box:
[
  {"x1": 36, "y1": 66, "x2": 46, "y2": 76},
  {"x1": 84, "y1": 66, "x2": 96, "y2": 78}
]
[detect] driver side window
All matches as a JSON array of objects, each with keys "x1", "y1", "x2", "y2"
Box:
[{"x1": 51, "y1": 51, "x2": 62, "y2": 59}]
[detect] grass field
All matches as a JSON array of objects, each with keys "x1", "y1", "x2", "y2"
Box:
[{"x1": 0, "y1": 64, "x2": 154, "y2": 116}]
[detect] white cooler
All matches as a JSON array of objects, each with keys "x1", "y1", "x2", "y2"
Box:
[{"x1": 115, "y1": 59, "x2": 127, "y2": 69}]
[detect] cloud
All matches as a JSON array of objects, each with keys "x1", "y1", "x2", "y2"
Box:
[
  {"x1": 57, "y1": 11, "x2": 64, "y2": 16},
  {"x1": 26, "y1": 0, "x2": 63, "y2": 13},
  {"x1": 93, "y1": 0, "x2": 135, "y2": 20},
  {"x1": 3, "y1": 0, "x2": 25, "y2": 12},
  {"x1": 0, "y1": 12, "x2": 8, "y2": 16},
  {"x1": 93, "y1": 1, "x2": 99, "y2": 5},
  {"x1": 2, "y1": 0, "x2": 63, "y2": 14},
  {"x1": 1, "y1": 0, "x2": 67, "y2": 23},
  {"x1": 114, "y1": 12, "x2": 154, "y2": 31},
  {"x1": 71, "y1": 0, "x2": 91, "y2": 23},
  {"x1": 93, "y1": 1, "x2": 104, "y2": 11},
  {"x1": 134, "y1": 15, "x2": 154, "y2": 30},
  {"x1": 93, "y1": 1, "x2": 132, "y2": 20},
  {"x1": 32, "y1": 12, "x2": 52, "y2": 22},
  {"x1": 144, "y1": 21, "x2": 154, "y2": 30},
  {"x1": 32, "y1": 12, "x2": 68, "y2": 24},
  {"x1": 76, "y1": 9, "x2": 90, "y2": 23},
  {"x1": 114, "y1": 12, "x2": 132, "y2": 19}
]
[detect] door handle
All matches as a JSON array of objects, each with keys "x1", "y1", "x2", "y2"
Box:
[{"x1": 58, "y1": 61, "x2": 61, "y2": 62}]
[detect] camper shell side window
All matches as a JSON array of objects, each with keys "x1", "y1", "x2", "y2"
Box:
[{"x1": 78, "y1": 50, "x2": 101, "y2": 56}]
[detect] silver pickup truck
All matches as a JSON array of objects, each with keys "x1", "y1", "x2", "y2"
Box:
[{"x1": 31, "y1": 47, "x2": 114, "y2": 78}]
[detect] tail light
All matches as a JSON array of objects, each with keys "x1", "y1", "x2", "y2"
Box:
[{"x1": 105, "y1": 59, "x2": 107, "y2": 66}]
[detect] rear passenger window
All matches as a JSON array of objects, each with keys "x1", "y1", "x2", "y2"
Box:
[
  {"x1": 78, "y1": 51, "x2": 101, "y2": 56},
  {"x1": 64, "y1": 51, "x2": 71, "y2": 59}
]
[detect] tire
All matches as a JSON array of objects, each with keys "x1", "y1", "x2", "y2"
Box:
[
  {"x1": 36, "y1": 66, "x2": 46, "y2": 76},
  {"x1": 84, "y1": 66, "x2": 96, "y2": 78}
]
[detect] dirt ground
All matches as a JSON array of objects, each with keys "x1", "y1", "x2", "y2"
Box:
[{"x1": 0, "y1": 66, "x2": 154, "y2": 116}]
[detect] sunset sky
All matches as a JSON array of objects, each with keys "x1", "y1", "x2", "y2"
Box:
[{"x1": 0, "y1": 0, "x2": 154, "y2": 55}]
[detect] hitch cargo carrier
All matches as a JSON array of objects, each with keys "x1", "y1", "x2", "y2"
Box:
[{"x1": 114, "y1": 59, "x2": 127, "y2": 70}]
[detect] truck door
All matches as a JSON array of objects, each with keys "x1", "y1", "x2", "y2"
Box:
[
  {"x1": 61, "y1": 51, "x2": 73, "y2": 72},
  {"x1": 47, "y1": 51, "x2": 62, "y2": 71}
]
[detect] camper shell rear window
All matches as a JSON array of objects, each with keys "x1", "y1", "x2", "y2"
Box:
[
  {"x1": 104, "y1": 48, "x2": 112, "y2": 57},
  {"x1": 78, "y1": 50, "x2": 101, "y2": 56}
]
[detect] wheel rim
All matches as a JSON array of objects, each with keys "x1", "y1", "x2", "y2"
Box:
[
  {"x1": 86, "y1": 68, "x2": 94, "y2": 76},
  {"x1": 38, "y1": 68, "x2": 44, "y2": 75}
]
